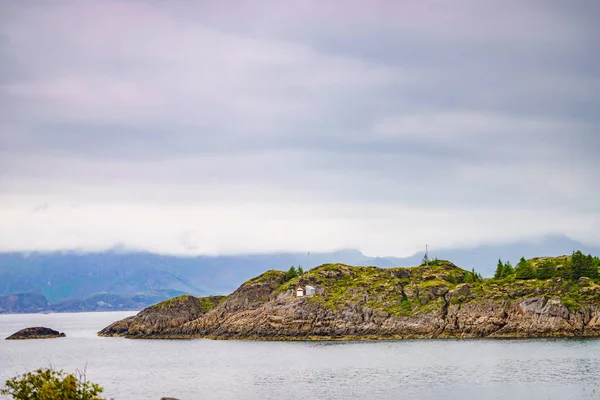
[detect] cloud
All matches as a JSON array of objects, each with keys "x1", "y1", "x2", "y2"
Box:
[{"x1": 0, "y1": 0, "x2": 598, "y2": 256}]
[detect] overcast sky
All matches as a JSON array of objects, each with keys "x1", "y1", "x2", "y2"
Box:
[{"x1": 0, "y1": 0, "x2": 598, "y2": 256}]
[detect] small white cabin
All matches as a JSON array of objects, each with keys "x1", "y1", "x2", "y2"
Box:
[
  {"x1": 305, "y1": 285, "x2": 316, "y2": 297},
  {"x1": 296, "y1": 286, "x2": 305, "y2": 297}
]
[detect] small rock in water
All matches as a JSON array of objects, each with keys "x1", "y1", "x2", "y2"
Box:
[{"x1": 5, "y1": 327, "x2": 66, "y2": 340}]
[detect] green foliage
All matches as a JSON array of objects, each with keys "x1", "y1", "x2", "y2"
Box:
[
  {"x1": 503, "y1": 261, "x2": 514, "y2": 277},
  {"x1": 536, "y1": 259, "x2": 556, "y2": 280},
  {"x1": 446, "y1": 272, "x2": 457, "y2": 285},
  {"x1": 494, "y1": 259, "x2": 504, "y2": 279},
  {"x1": 298, "y1": 266, "x2": 304, "y2": 276},
  {"x1": 464, "y1": 272, "x2": 474, "y2": 283},
  {"x1": 571, "y1": 250, "x2": 598, "y2": 280},
  {"x1": 285, "y1": 266, "x2": 299, "y2": 281},
  {"x1": 1, "y1": 368, "x2": 104, "y2": 400},
  {"x1": 471, "y1": 268, "x2": 483, "y2": 282},
  {"x1": 556, "y1": 258, "x2": 572, "y2": 280},
  {"x1": 269, "y1": 257, "x2": 600, "y2": 324},
  {"x1": 515, "y1": 257, "x2": 536, "y2": 280},
  {"x1": 493, "y1": 259, "x2": 515, "y2": 280},
  {"x1": 463, "y1": 268, "x2": 482, "y2": 283}
]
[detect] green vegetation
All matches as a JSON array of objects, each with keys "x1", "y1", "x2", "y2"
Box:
[
  {"x1": 274, "y1": 260, "x2": 479, "y2": 317},
  {"x1": 494, "y1": 259, "x2": 514, "y2": 279},
  {"x1": 464, "y1": 268, "x2": 483, "y2": 283},
  {"x1": 1, "y1": 368, "x2": 103, "y2": 400},
  {"x1": 245, "y1": 270, "x2": 286, "y2": 285},
  {"x1": 515, "y1": 257, "x2": 536, "y2": 280},
  {"x1": 285, "y1": 266, "x2": 299, "y2": 281},
  {"x1": 147, "y1": 294, "x2": 225, "y2": 314},
  {"x1": 536, "y1": 259, "x2": 556, "y2": 280},
  {"x1": 572, "y1": 250, "x2": 598, "y2": 280},
  {"x1": 266, "y1": 253, "x2": 600, "y2": 317},
  {"x1": 492, "y1": 251, "x2": 600, "y2": 283}
]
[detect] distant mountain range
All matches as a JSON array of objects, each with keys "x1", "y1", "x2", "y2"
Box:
[
  {"x1": 0, "y1": 290, "x2": 184, "y2": 314},
  {"x1": 0, "y1": 234, "x2": 597, "y2": 313}
]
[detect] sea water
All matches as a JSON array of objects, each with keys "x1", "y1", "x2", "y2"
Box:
[{"x1": 1, "y1": 312, "x2": 600, "y2": 400}]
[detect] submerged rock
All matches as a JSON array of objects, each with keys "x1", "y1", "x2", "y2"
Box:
[{"x1": 6, "y1": 327, "x2": 66, "y2": 340}]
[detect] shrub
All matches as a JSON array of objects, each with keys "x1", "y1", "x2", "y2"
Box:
[
  {"x1": 1, "y1": 367, "x2": 104, "y2": 400},
  {"x1": 446, "y1": 272, "x2": 457, "y2": 285}
]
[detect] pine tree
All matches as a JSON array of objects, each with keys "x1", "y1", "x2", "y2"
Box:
[
  {"x1": 515, "y1": 257, "x2": 535, "y2": 280},
  {"x1": 503, "y1": 261, "x2": 514, "y2": 277},
  {"x1": 585, "y1": 254, "x2": 598, "y2": 279},
  {"x1": 494, "y1": 259, "x2": 505, "y2": 279},
  {"x1": 536, "y1": 259, "x2": 556, "y2": 280},
  {"x1": 285, "y1": 266, "x2": 298, "y2": 281},
  {"x1": 570, "y1": 250, "x2": 596, "y2": 280},
  {"x1": 298, "y1": 266, "x2": 304, "y2": 276}
]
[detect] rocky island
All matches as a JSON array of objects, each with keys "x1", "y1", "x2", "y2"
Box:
[
  {"x1": 6, "y1": 327, "x2": 66, "y2": 340},
  {"x1": 99, "y1": 253, "x2": 600, "y2": 340}
]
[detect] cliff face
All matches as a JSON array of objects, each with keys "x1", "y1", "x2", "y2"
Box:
[{"x1": 99, "y1": 261, "x2": 600, "y2": 340}]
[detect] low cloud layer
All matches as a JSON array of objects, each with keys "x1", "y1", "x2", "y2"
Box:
[{"x1": 1, "y1": 0, "x2": 599, "y2": 256}]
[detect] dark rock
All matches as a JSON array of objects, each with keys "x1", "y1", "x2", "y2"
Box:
[
  {"x1": 390, "y1": 269, "x2": 412, "y2": 279},
  {"x1": 6, "y1": 327, "x2": 66, "y2": 340}
]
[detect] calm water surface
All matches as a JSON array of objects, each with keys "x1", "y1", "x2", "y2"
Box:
[{"x1": 2, "y1": 312, "x2": 600, "y2": 399}]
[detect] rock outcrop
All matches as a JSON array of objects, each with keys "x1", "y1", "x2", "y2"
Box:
[
  {"x1": 99, "y1": 259, "x2": 600, "y2": 340},
  {"x1": 6, "y1": 327, "x2": 66, "y2": 340},
  {"x1": 99, "y1": 294, "x2": 225, "y2": 337}
]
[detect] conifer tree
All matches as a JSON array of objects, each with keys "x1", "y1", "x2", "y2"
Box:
[
  {"x1": 570, "y1": 250, "x2": 596, "y2": 280},
  {"x1": 503, "y1": 261, "x2": 514, "y2": 277},
  {"x1": 515, "y1": 257, "x2": 535, "y2": 280},
  {"x1": 494, "y1": 259, "x2": 505, "y2": 279},
  {"x1": 536, "y1": 259, "x2": 556, "y2": 280},
  {"x1": 285, "y1": 266, "x2": 298, "y2": 281}
]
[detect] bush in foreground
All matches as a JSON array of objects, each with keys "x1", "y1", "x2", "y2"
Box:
[{"x1": 1, "y1": 368, "x2": 104, "y2": 400}]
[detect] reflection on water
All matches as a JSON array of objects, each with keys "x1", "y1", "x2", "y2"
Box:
[{"x1": 1, "y1": 312, "x2": 600, "y2": 400}]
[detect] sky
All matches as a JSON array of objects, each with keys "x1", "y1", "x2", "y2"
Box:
[{"x1": 0, "y1": 0, "x2": 599, "y2": 256}]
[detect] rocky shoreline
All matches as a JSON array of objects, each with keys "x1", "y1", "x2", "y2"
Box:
[{"x1": 99, "y1": 259, "x2": 600, "y2": 341}]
